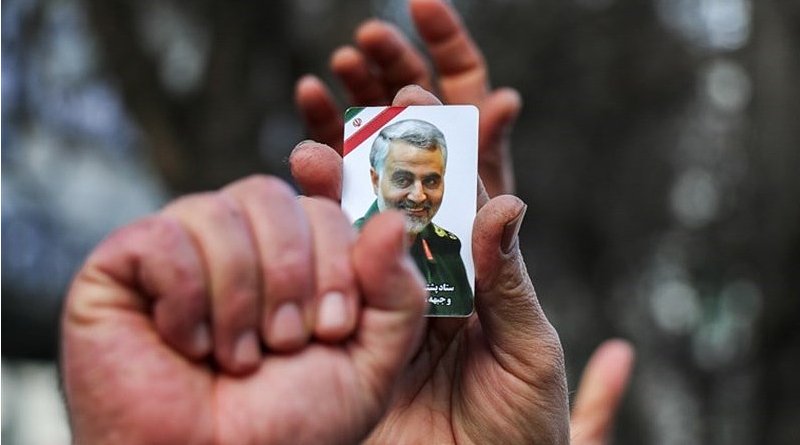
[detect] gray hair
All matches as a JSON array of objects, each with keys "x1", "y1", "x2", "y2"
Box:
[{"x1": 369, "y1": 119, "x2": 447, "y2": 174}]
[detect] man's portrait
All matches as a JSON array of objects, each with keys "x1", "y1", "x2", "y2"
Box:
[{"x1": 342, "y1": 106, "x2": 479, "y2": 316}]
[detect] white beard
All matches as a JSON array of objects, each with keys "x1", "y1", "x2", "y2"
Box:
[
  {"x1": 404, "y1": 216, "x2": 429, "y2": 235},
  {"x1": 377, "y1": 194, "x2": 430, "y2": 234}
]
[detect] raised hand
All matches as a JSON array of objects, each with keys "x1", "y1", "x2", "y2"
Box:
[
  {"x1": 292, "y1": 84, "x2": 636, "y2": 444},
  {"x1": 295, "y1": 0, "x2": 521, "y2": 197},
  {"x1": 60, "y1": 176, "x2": 429, "y2": 444},
  {"x1": 292, "y1": 85, "x2": 570, "y2": 444}
]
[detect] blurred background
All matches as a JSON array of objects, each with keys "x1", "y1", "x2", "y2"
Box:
[{"x1": 2, "y1": 0, "x2": 798, "y2": 443}]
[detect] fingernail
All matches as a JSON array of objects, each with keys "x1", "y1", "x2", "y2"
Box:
[
  {"x1": 397, "y1": 84, "x2": 423, "y2": 95},
  {"x1": 193, "y1": 323, "x2": 212, "y2": 355},
  {"x1": 233, "y1": 330, "x2": 260, "y2": 367},
  {"x1": 501, "y1": 204, "x2": 527, "y2": 254},
  {"x1": 269, "y1": 302, "x2": 307, "y2": 348},
  {"x1": 294, "y1": 139, "x2": 315, "y2": 149},
  {"x1": 298, "y1": 74, "x2": 318, "y2": 86},
  {"x1": 317, "y1": 291, "x2": 348, "y2": 332}
]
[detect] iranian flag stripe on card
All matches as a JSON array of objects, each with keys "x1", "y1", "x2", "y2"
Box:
[{"x1": 343, "y1": 106, "x2": 407, "y2": 156}]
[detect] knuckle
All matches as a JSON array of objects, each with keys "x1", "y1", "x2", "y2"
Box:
[
  {"x1": 230, "y1": 175, "x2": 294, "y2": 201},
  {"x1": 164, "y1": 193, "x2": 243, "y2": 230},
  {"x1": 215, "y1": 287, "x2": 259, "y2": 325},
  {"x1": 324, "y1": 257, "x2": 355, "y2": 288},
  {"x1": 135, "y1": 218, "x2": 206, "y2": 300},
  {"x1": 199, "y1": 193, "x2": 244, "y2": 227},
  {"x1": 141, "y1": 215, "x2": 188, "y2": 252},
  {"x1": 305, "y1": 196, "x2": 343, "y2": 219},
  {"x1": 86, "y1": 216, "x2": 185, "y2": 273},
  {"x1": 263, "y1": 250, "x2": 312, "y2": 297},
  {"x1": 300, "y1": 197, "x2": 354, "y2": 239},
  {"x1": 162, "y1": 192, "x2": 213, "y2": 215},
  {"x1": 224, "y1": 175, "x2": 301, "y2": 216}
]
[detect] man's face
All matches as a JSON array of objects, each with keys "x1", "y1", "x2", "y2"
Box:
[{"x1": 371, "y1": 140, "x2": 445, "y2": 234}]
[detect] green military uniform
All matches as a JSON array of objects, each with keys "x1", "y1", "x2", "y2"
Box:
[{"x1": 354, "y1": 201, "x2": 474, "y2": 316}]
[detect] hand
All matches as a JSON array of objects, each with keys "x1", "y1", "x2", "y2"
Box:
[
  {"x1": 291, "y1": 85, "x2": 570, "y2": 444},
  {"x1": 60, "y1": 176, "x2": 429, "y2": 444},
  {"x1": 295, "y1": 0, "x2": 521, "y2": 197}
]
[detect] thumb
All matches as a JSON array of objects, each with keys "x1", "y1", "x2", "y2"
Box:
[
  {"x1": 289, "y1": 140, "x2": 343, "y2": 202},
  {"x1": 473, "y1": 195, "x2": 564, "y2": 376},
  {"x1": 391, "y1": 84, "x2": 443, "y2": 106},
  {"x1": 350, "y1": 211, "x2": 428, "y2": 402}
]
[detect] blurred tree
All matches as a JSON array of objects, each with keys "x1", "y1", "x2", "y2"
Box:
[
  {"x1": 81, "y1": 0, "x2": 291, "y2": 192},
  {"x1": 749, "y1": 0, "x2": 800, "y2": 442}
]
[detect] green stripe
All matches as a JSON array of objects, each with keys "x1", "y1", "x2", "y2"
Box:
[{"x1": 344, "y1": 107, "x2": 365, "y2": 123}]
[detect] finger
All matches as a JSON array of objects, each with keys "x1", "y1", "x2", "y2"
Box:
[
  {"x1": 295, "y1": 75, "x2": 344, "y2": 153},
  {"x1": 410, "y1": 0, "x2": 489, "y2": 103},
  {"x1": 478, "y1": 87, "x2": 522, "y2": 197},
  {"x1": 331, "y1": 45, "x2": 389, "y2": 106},
  {"x1": 162, "y1": 193, "x2": 261, "y2": 374},
  {"x1": 289, "y1": 140, "x2": 343, "y2": 201},
  {"x1": 297, "y1": 196, "x2": 359, "y2": 341},
  {"x1": 223, "y1": 175, "x2": 314, "y2": 352},
  {"x1": 350, "y1": 211, "x2": 428, "y2": 398},
  {"x1": 571, "y1": 339, "x2": 636, "y2": 445},
  {"x1": 355, "y1": 19, "x2": 433, "y2": 96},
  {"x1": 391, "y1": 84, "x2": 443, "y2": 106},
  {"x1": 62, "y1": 217, "x2": 215, "y2": 442},
  {"x1": 65, "y1": 217, "x2": 211, "y2": 360},
  {"x1": 473, "y1": 195, "x2": 565, "y2": 383},
  {"x1": 473, "y1": 195, "x2": 569, "y2": 438}
]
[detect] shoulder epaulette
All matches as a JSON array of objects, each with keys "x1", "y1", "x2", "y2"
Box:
[{"x1": 433, "y1": 224, "x2": 459, "y2": 241}]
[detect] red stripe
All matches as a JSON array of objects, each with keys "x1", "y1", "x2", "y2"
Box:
[
  {"x1": 422, "y1": 239, "x2": 435, "y2": 262},
  {"x1": 343, "y1": 107, "x2": 406, "y2": 156}
]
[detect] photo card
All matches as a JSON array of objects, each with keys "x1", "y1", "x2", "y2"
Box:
[{"x1": 342, "y1": 105, "x2": 479, "y2": 317}]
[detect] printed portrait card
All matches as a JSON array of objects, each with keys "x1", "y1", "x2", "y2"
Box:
[{"x1": 341, "y1": 105, "x2": 479, "y2": 317}]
